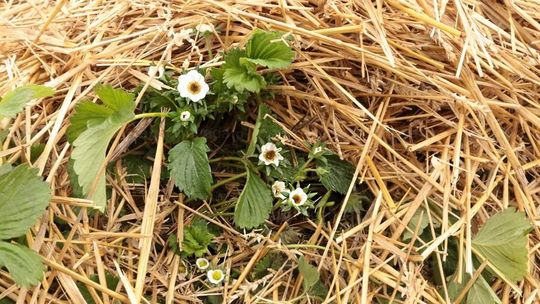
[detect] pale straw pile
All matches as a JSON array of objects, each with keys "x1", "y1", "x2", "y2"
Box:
[{"x1": 1, "y1": 0, "x2": 539, "y2": 303}]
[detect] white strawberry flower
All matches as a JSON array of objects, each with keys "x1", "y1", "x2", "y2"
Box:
[
  {"x1": 172, "y1": 28, "x2": 194, "y2": 46},
  {"x1": 177, "y1": 70, "x2": 209, "y2": 103},
  {"x1": 207, "y1": 269, "x2": 225, "y2": 284},
  {"x1": 272, "y1": 181, "x2": 289, "y2": 199},
  {"x1": 196, "y1": 24, "x2": 214, "y2": 33},
  {"x1": 258, "y1": 143, "x2": 284, "y2": 166},
  {"x1": 180, "y1": 110, "x2": 191, "y2": 122},
  {"x1": 196, "y1": 258, "x2": 209, "y2": 270},
  {"x1": 288, "y1": 188, "x2": 308, "y2": 207},
  {"x1": 148, "y1": 65, "x2": 164, "y2": 78}
]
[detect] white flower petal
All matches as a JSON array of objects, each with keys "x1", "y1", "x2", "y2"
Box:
[
  {"x1": 272, "y1": 181, "x2": 288, "y2": 199},
  {"x1": 196, "y1": 258, "x2": 209, "y2": 270},
  {"x1": 289, "y1": 188, "x2": 307, "y2": 206},
  {"x1": 180, "y1": 111, "x2": 191, "y2": 121},
  {"x1": 207, "y1": 269, "x2": 225, "y2": 284},
  {"x1": 196, "y1": 24, "x2": 214, "y2": 33},
  {"x1": 177, "y1": 70, "x2": 208, "y2": 102}
]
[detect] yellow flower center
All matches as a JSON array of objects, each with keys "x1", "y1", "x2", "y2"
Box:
[
  {"x1": 212, "y1": 271, "x2": 222, "y2": 280},
  {"x1": 264, "y1": 150, "x2": 276, "y2": 160},
  {"x1": 292, "y1": 194, "x2": 303, "y2": 205},
  {"x1": 188, "y1": 81, "x2": 201, "y2": 94}
]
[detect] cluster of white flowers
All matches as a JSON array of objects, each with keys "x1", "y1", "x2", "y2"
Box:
[
  {"x1": 272, "y1": 181, "x2": 308, "y2": 207},
  {"x1": 258, "y1": 143, "x2": 284, "y2": 166},
  {"x1": 196, "y1": 258, "x2": 225, "y2": 284}
]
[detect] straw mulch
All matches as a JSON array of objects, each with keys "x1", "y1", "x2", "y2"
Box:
[{"x1": 1, "y1": 0, "x2": 539, "y2": 303}]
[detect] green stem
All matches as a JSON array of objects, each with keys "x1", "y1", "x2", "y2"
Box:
[
  {"x1": 273, "y1": 199, "x2": 284, "y2": 211},
  {"x1": 210, "y1": 172, "x2": 247, "y2": 191},
  {"x1": 132, "y1": 112, "x2": 173, "y2": 121},
  {"x1": 294, "y1": 157, "x2": 314, "y2": 180},
  {"x1": 316, "y1": 190, "x2": 333, "y2": 223}
]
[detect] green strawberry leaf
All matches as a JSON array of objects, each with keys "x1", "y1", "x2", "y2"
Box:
[
  {"x1": 0, "y1": 241, "x2": 43, "y2": 287},
  {"x1": 472, "y1": 208, "x2": 532, "y2": 282},
  {"x1": 71, "y1": 118, "x2": 129, "y2": 211},
  {"x1": 0, "y1": 85, "x2": 54, "y2": 118},
  {"x1": 222, "y1": 48, "x2": 266, "y2": 93},
  {"x1": 182, "y1": 218, "x2": 215, "y2": 257},
  {"x1": 0, "y1": 164, "x2": 51, "y2": 239},
  {"x1": 234, "y1": 169, "x2": 273, "y2": 229},
  {"x1": 316, "y1": 155, "x2": 355, "y2": 194},
  {"x1": 70, "y1": 85, "x2": 135, "y2": 211},
  {"x1": 168, "y1": 137, "x2": 213, "y2": 200},
  {"x1": 298, "y1": 256, "x2": 319, "y2": 292},
  {"x1": 245, "y1": 30, "x2": 294, "y2": 69},
  {"x1": 67, "y1": 84, "x2": 135, "y2": 143},
  {"x1": 448, "y1": 271, "x2": 501, "y2": 304}
]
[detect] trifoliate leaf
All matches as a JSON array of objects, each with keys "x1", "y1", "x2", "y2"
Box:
[
  {"x1": 71, "y1": 118, "x2": 129, "y2": 211},
  {"x1": 168, "y1": 137, "x2": 213, "y2": 200},
  {"x1": 67, "y1": 101, "x2": 114, "y2": 143},
  {"x1": 70, "y1": 85, "x2": 135, "y2": 210},
  {"x1": 67, "y1": 85, "x2": 135, "y2": 143},
  {"x1": 448, "y1": 271, "x2": 501, "y2": 304},
  {"x1": 222, "y1": 48, "x2": 266, "y2": 93},
  {"x1": 0, "y1": 165, "x2": 51, "y2": 239},
  {"x1": 0, "y1": 241, "x2": 43, "y2": 287},
  {"x1": 182, "y1": 218, "x2": 215, "y2": 257},
  {"x1": 234, "y1": 169, "x2": 273, "y2": 229},
  {"x1": 245, "y1": 30, "x2": 294, "y2": 69},
  {"x1": 472, "y1": 208, "x2": 532, "y2": 282},
  {"x1": 316, "y1": 155, "x2": 355, "y2": 194},
  {"x1": 0, "y1": 85, "x2": 54, "y2": 118},
  {"x1": 298, "y1": 256, "x2": 319, "y2": 292},
  {"x1": 94, "y1": 84, "x2": 135, "y2": 112}
]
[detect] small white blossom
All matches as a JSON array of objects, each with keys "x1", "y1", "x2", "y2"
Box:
[
  {"x1": 313, "y1": 146, "x2": 323, "y2": 154},
  {"x1": 207, "y1": 269, "x2": 225, "y2": 284},
  {"x1": 272, "y1": 181, "x2": 289, "y2": 199},
  {"x1": 180, "y1": 111, "x2": 191, "y2": 122},
  {"x1": 177, "y1": 70, "x2": 209, "y2": 102},
  {"x1": 148, "y1": 65, "x2": 164, "y2": 78},
  {"x1": 172, "y1": 28, "x2": 194, "y2": 46},
  {"x1": 288, "y1": 188, "x2": 307, "y2": 207},
  {"x1": 196, "y1": 24, "x2": 215, "y2": 33},
  {"x1": 258, "y1": 143, "x2": 284, "y2": 166},
  {"x1": 196, "y1": 258, "x2": 209, "y2": 270}
]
